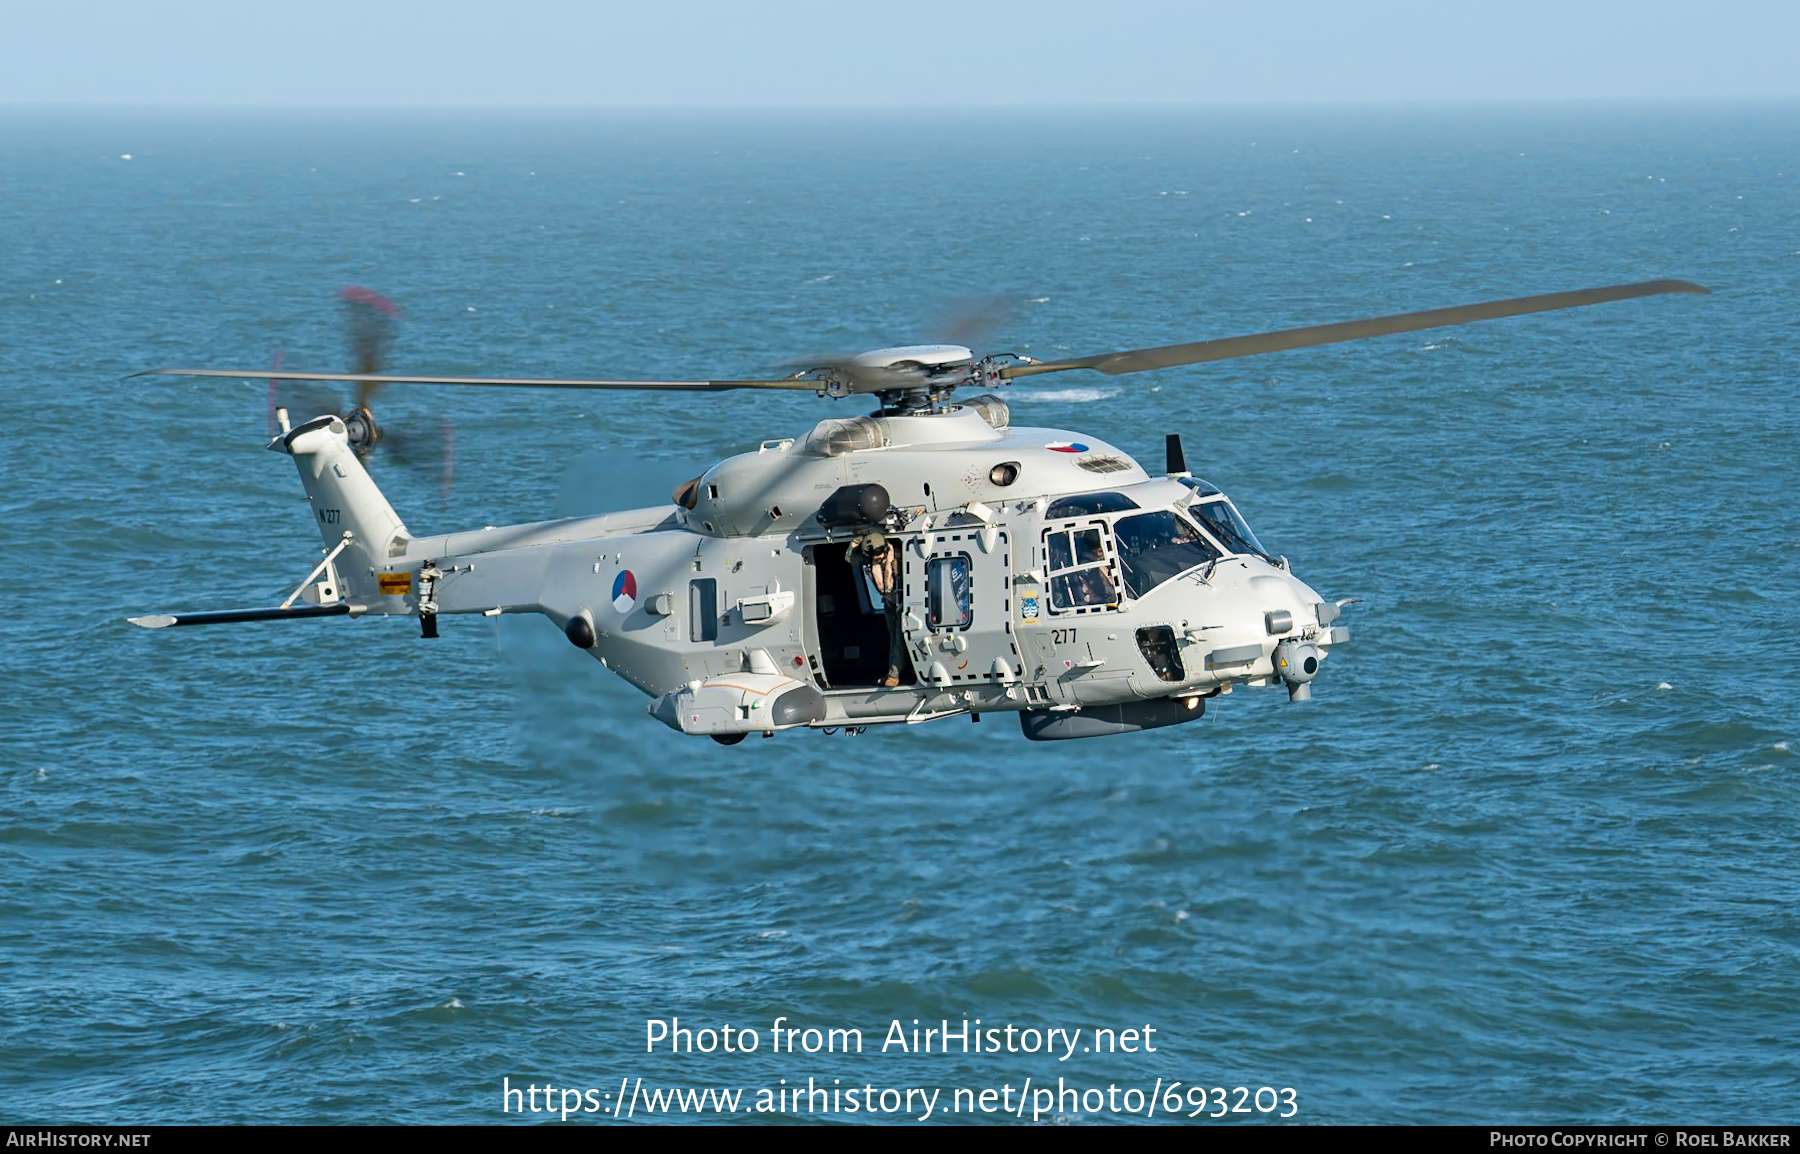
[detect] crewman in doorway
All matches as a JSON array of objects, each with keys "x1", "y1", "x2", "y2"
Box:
[{"x1": 854, "y1": 533, "x2": 906, "y2": 688}]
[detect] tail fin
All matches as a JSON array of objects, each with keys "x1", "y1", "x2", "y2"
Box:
[{"x1": 280, "y1": 415, "x2": 409, "y2": 603}]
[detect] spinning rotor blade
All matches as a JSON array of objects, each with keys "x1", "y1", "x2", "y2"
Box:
[
  {"x1": 933, "y1": 294, "x2": 1022, "y2": 350},
  {"x1": 274, "y1": 381, "x2": 345, "y2": 422},
  {"x1": 135, "y1": 368, "x2": 824, "y2": 392},
  {"x1": 380, "y1": 419, "x2": 457, "y2": 501},
  {"x1": 1000, "y1": 279, "x2": 1711, "y2": 379},
  {"x1": 341, "y1": 286, "x2": 402, "y2": 409}
]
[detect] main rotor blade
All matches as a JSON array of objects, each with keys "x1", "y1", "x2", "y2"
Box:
[
  {"x1": 132, "y1": 368, "x2": 823, "y2": 392},
  {"x1": 1000, "y1": 279, "x2": 1711, "y2": 379}
]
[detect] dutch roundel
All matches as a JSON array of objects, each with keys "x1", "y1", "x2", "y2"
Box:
[
  {"x1": 1045, "y1": 441, "x2": 1090, "y2": 453},
  {"x1": 611, "y1": 570, "x2": 637, "y2": 614}
]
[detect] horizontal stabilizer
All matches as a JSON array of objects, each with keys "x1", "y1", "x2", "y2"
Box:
[{"x1": 128, "y1": 604, "x2": 353, "y2": 628}]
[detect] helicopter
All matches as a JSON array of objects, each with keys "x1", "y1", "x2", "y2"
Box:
[{"x1": 131, "y1": 278, "x2": 1708, "y2": 744}]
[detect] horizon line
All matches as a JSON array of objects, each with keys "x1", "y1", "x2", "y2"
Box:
[{"x1": 4, "y1": 96, "x2": 1800, "y2": 113}]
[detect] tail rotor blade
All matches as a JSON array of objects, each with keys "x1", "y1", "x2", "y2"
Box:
[
  {"x1": 340, "y1": 286, "x2": 402, "y2": 409},
  {"x1": 277, "y1": 381, "x2": 346, "y2": 423},
  {"x1": 378, "y1": 418, "x2": 457, "y2": 502}
]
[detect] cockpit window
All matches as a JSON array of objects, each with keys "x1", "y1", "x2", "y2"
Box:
[
  {"x1": 1191, "y1": 498, "x2": 1271, "y2": 560},
  {"x1": 1113, "y1": 510, "x2": 1222, "y2": 598},
  {"x1": 1051, "y1": 568, "x2": 1117, "y2": 609},
  {"x1": 1043, "y1": 524, "x2": 1119, "y2": 611},
  {"x1": 1045, "y1": 492, "x2": 1138, "y2": 519},
  {"x1": 1177, "y1": 476, "x2": 1222, "y2": 498}
]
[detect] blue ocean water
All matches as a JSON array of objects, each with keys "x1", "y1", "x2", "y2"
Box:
[{"x1": 1, "y1": 106, "x2": 1796, "y2": 1124}]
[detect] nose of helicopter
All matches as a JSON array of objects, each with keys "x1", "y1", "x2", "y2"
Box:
[{"x1": 1232, "y1": 563, "x2": 1338, "y2": 702}]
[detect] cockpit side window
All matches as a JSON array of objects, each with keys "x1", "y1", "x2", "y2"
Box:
[
  {"x1": 1050, "y1": 568, "x2": 1117, "y2": 611},
  {"x1": 1113, "y1": 510, "x2": 1221, "y2": 598},
  {"x1": 1042, "y1": 522, "x2": 1119, "y2": 613},
  {"x1": 1191, "y1": 498, "x2": 1271, "y2": 560}
]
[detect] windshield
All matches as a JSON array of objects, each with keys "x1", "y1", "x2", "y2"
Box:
[
  {"x1": 1191, "y1": 498, "x2": 1270, "y2": 560},
  {"x1": 1112, "y1": 510, "x2": 1222, "y2": 598}
]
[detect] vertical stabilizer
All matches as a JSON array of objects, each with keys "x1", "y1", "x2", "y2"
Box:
[{"x1": 281, "y1": 416, "x2": 409, "y2": 603}]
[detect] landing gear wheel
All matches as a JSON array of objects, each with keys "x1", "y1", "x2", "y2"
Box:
[{"x1": 711, "y1": 733, "x2": 747, "y2": 746}]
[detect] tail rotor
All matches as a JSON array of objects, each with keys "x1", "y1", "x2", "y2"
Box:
[{"x1": 264, "y1": 286, "x2": 455, "y2": 501}]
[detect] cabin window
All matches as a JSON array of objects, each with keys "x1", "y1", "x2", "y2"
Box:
[
  {"x1": 689, "y1": 578, "x2": 718, "y2": 642},
  {"x1": 1113, "y1": 510, "x2": 1222, "y2": 598},
  {"x1": 1044, "y1": 492, "x2": 1138, "y2": 519},
  {"x1": 925, "y1": 555, "x2": 973, "y2": 631}
]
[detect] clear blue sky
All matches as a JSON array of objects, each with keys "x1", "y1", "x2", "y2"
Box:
[{"x1": 5, "y1": 0, "x2": 1797, "y2": 106}]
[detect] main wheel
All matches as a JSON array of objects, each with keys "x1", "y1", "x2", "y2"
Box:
[{"x1": 711, "y1": 733, "x2": 747, "y2": 746}]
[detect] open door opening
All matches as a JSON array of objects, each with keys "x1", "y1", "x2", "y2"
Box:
[{"x1": 808, "y1": 542, "x2": 916, "y2": 689}]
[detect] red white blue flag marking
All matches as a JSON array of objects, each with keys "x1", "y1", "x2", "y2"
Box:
[
  {"x1": 612, "y1": 570, "x2": 637, "y2": 614},
  {"x1": 1045, "y1": 441, "x2": 1089, "y2": 453}
]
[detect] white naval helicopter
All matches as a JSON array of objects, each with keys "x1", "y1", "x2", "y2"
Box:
[{"x1": 133, "y1": 279, "x2": 1708, "y2": 744}]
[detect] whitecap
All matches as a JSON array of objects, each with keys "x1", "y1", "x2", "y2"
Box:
[
  {"x1": 1774, "y1": 742, "x2": 1789, "y2": 752},
  {"x1": 1027, "y1": 297, "x2": 1050, "y2": 304},
  {"x1": 1026, "y1": 388, "x2": 1117, "y2": 403},
  {"x1": 443, "y1": 997, "x2": 465, "y2": 1009},
  {"x1": 1418, "y1": 344, "x2": 1440, "y2": 351},
  {"x1": 1656, "y1": 682, "x2": 1673, "y2": 690},
  {"x1": 120, "y1": 154, "x2": 131, "y2": 161},
  {"x1": 760, "y1": 930, "x2": 787, "y2": 938},
  {"x1": 466, "y1": 306, "x2": 476, "y2": 312},
  {"x1": 806, "y1": 274, "x2": 833, "y2": 283},
  {"x1": 1174, "y1": 909, "x2": 1189, "y2": 922},
  {"x1": 36, "y1": 768, "x2": 48, "y2": 781}
]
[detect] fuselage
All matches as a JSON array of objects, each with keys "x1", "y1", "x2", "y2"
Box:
[{"x1": 287, "y1": 399, "x2": 1345, "y2": 740}]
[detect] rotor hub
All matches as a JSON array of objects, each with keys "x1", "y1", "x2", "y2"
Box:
[{"x1": 342, "y1": 404, "x2": 380, "y2": 456}]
